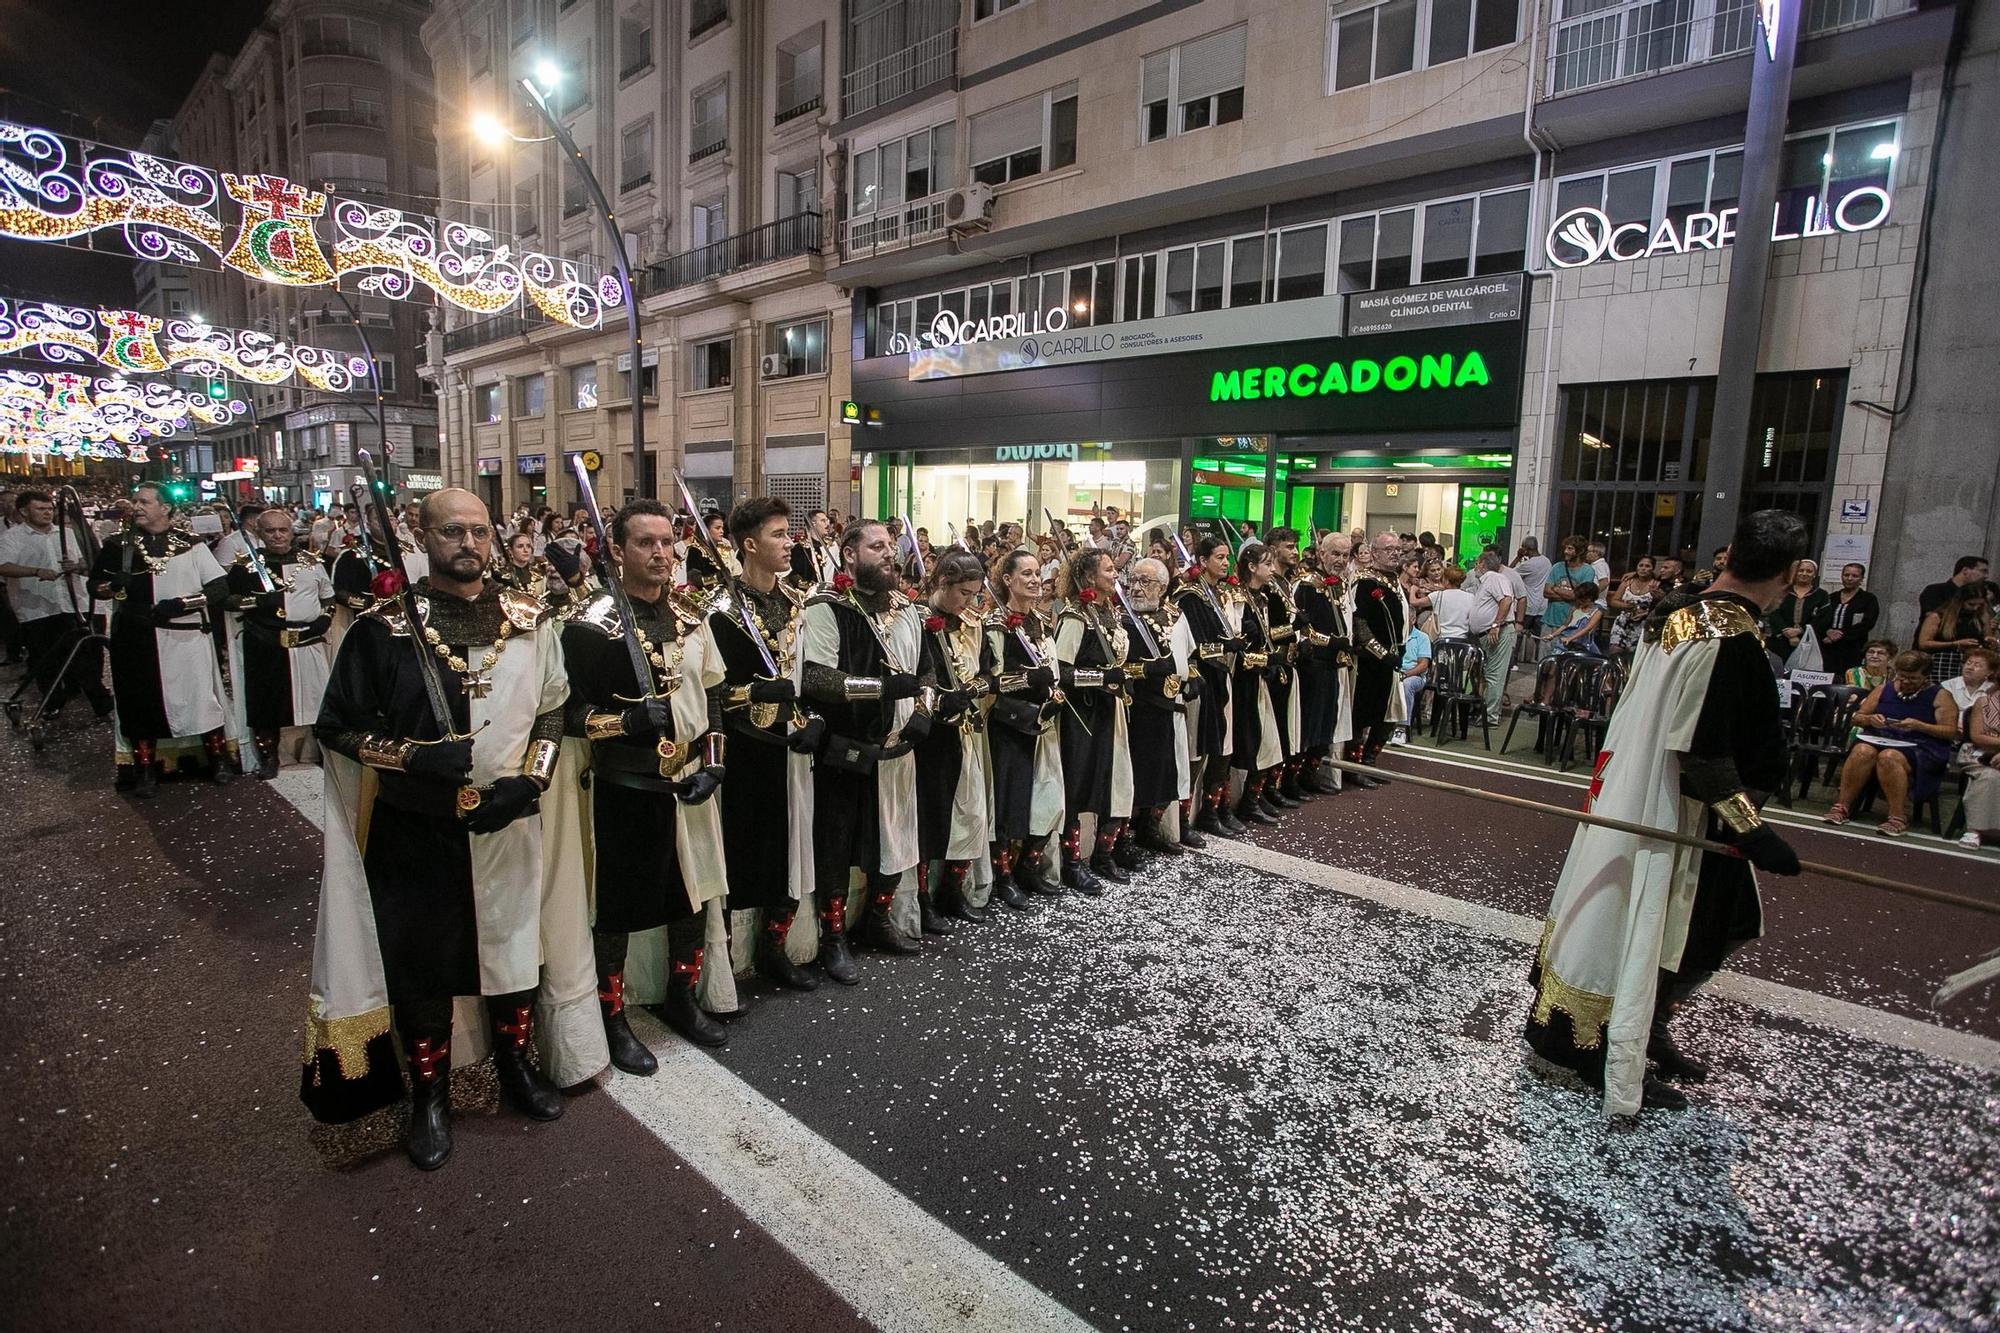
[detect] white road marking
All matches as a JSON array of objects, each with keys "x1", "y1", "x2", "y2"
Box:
[{"x1": 1202, "y1": 836, "x2": 2000, "y2": 1074}]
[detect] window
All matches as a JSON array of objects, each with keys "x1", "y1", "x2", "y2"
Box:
[
  {"x1": 1333, "y1": 0, "x2": 1516, "y2": 92},
  {"x1": 374, "y1": 358, "x2": 396, "y2": 395},
  {"x1": 306, "y1": 151, "x2": 388, "y2": 195},
  {"x1": 1473, "y1": 187, "x2": 1529, "y2": 273},
  {"x1": 469, "y1": 204, "x2": 496, "y2": 235},
  {"x1": 562, "y1": 153, "x2": 588, "y2": 217},
  {"x1": 1334, "y1": 206, "x2": 1416, "y2": 292},
  {"x1": 693, "y1": 198, "x2": 726, "y2": 248},
  {"x1": 470, "y1": 28, "x2": 491, "y2": 76},
  {"x1": 1142, "y1": 26, "x2": 1247, "y2": 142},
  {"x1": 620, "y1": 120, "x2": 653, "y2": 191},
  {"x1": 300, "y1": 16, "x2": 382, "y2": 60},
  {"x1": 689, "y1": 337, "x2": 733, "y2": 390},
  {"x1": 569, "y1": 364, "x2": 598, "y2": 410},
  {"x1": 691, "y1": 0, "x2": 728, "y2": 39},
  {"x1": 776, "y1": 25, "x2": 823, "y2": 122},
  {"x1": 974, "y1": 0, "x2": 1029, "y2": 17},
  {"x1": 1230, "y1": 235, "x2": 1266, "y2": 306},
  {"x1": 1419, "y1": 197, "x2": 1473, "y2": 282},
  {"x1": 515, "y1": 179, "x2": 538, "y2": 237},
  {"x1": 778, "y1": 165, "x2": 818, "y2": 218},
  {"x1": 1274, "y1": 224, "x2": 1328, "y2": 301},
  {"x1": 970, "y1": 84, "x2": 1076, "y2": 186},
  {"x1": 619, "y1": 10, "x2": 653, "y2": 79},
  {"x1": 1778, "y1": 120, "x2": 1897, "y2": 235},
  {"x1": 552, "y1": 45, "x2": 589, "y2": 116},
  {"x1": 618, "y1": 363, "x2": 658, "y2": 399},
  {"x1": 1121, "y1": 253, "x2": 1159, "y2": 320},
  {"x1": 510, "y1": 0, "x2": 535, "y2": 47},
  {"x1": 302, "y1": 84, "x2": 385, "y2": 129},
  {"x1": 517, "y1": 373, "x2": 546, "y2": 415},
  {"x1": 475, "y1": 383, "x2": 501, "y2": 423},
  {"x1": 691, "y1": 78, "x2": 728, "y2": 161},
  {"x1": 766, "y1": 317, "x2": 826, "y2": 377},
  {"x1": 851, "y1": 122, "x2": 953, "y2": 215}
]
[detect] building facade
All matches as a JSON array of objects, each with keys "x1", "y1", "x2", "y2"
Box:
[{"x1": 171, "y1": 0, "x2": 444, "y2": 509}]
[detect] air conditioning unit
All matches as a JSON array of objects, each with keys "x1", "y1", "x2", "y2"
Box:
[
  {"x1": 944, "y1": 183, "x2": 995, "y2": 232},
  {"x1": 760, "y1": 353, "x2": 790, "y2": 378}
]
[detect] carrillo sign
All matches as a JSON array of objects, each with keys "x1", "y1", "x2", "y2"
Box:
[
  {"x1": 1544, "y1": 187, "x2": 1892, "y2": 269},
  {"x1": 885, "y1": 306, "x2": 1069, "y2": 354}
]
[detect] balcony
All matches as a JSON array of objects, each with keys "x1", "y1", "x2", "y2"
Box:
[
  {"x1": 690, "y1": 0, "x2": 728, "y2": 40},
  {"x1": 841, "y1": 15, "x2": 957, "y2": 119},
  {"x1": 442, "y1": 311, "x2": 550, "y2": 355},
  {"x1": 1545, "y1": 0, "x2": 1911, "y2": 97},
  {"x1": 639, "y1": 211, "x2": 821, "y2": 296},
  {"x1": 776, "y1": 94, "x2": 822, "y2": 127},
  {"x1": 840, "y1": 190, "x2": 949, "y2": 263}
]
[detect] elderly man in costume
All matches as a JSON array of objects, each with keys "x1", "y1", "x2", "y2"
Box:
[
  {"x1": 300, "y1": 487, "x2": 604, "y2": 1170},
  {"x1": 223, "y1": 508, "x2": 334, "y2": 779},
  {"x1": 1526, "y1": 510, "x2": 1807, "y2": 1116}
]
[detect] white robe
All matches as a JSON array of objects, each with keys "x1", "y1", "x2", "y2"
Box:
[
  {"x1": 224, "y1": 557, "x2": 334, "y2": 759},
  {"x1": 1056, "y1": 609, "x2": 1134, "y2": 819},
  {"x1": 142, "y1": 539, "x2": 231, "y2": 739},
  {"x1": 1225, "y1": 594, "x2": 1283, "y2": 771}
]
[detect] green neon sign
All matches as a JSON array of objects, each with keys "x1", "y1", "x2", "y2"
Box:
[{"x1": 1208, "y1": 350, "x2": 1491, "y2": 403}]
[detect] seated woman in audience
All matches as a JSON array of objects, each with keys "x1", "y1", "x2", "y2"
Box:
[
  {"x1": 1543, "y1": 582, "x2": 1604, "y2": 656},
  {"x1": 1842, "y1": 639, "x2": 1896, "y2": 691},
  {"x1": 1825, "y1": 650, "x2": 1960, "y2": 837},
  {"x1": 1606, "y1": 555, "x2": 1659, "y2": 662},
  {"x1": 1960, "y1": 667, "x2": 2000, "y2": 849},
  {"x1": 1916, "y1": 585, "x2": 1997, "y2": 685}
]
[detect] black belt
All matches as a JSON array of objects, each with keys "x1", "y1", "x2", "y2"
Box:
[
  {"x1": 373, "y1": 772, "x2": 496, "y2": 819},
  {"x1": 594, "y1": 737, "x2": 693, "y2": 792}
]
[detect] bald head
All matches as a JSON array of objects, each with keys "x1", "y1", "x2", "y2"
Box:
[
  {"x1": 416, "y1": 488, "x2": 494, "y2": 589},
  {"x1": 418, "y1": 487, "x2": 487, "y2": 529},
  {"x1": 1369, "y1": 531, "x2": 1405, "y2": 574}
]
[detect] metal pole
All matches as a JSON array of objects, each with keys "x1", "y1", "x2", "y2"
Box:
[
  {"x1": 520, "y1": 78, "x2": 651, "y2": 500},
  {"x1": 322, "y1": 285, "x2": 389, "y2": 497},
  {"x1": 1696, "y1": 0, "x2": 1802, "y2": 558}
]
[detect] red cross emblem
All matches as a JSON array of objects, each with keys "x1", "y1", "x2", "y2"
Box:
[
  {"x1": 106, "y1": 310, "x2": 152, "y2": 339},
  {"x1": 247, "y1": 175, "x2": 308, "y2": 221},
  {"x1": 1584, "y1": 750, "x2": 1613, "y2": 812}
]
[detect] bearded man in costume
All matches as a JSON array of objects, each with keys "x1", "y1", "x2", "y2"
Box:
[
  {"x1": 1526, "y1": 510, "x2": 1806, "y2": 1116},
  {"x1": 223, "y1": 508, "x2": 334, "y2": 779},
  {"x1": 1343, "y1": 531, "x2": 1408, "y2": 784},
  {"x1": 1294, "y1": 530, "x2": 1355, "y2": 794}
]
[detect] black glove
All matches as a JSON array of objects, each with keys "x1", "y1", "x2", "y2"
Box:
[
  {"x1": 1026, "y1": 664, "x2": 1056, "y2": 691},
  {"x1": 676, "y1": 764, "x2": 723, "y2": 805},
  {"x1": 1224, "y1": 635, "x2": 1248, "y2": 654},
  {"x1": 1100, "y1": 672, "x2": 1124, "y2": 696},
  {"x1": 900, "y1": 711, "x2": 932, "y2": 746},
  {"x1": 151, "y1": 595, "x2": 190, "y2": 620},
  {"x1": 620, "y1": 697, "x2": 672, "y2": 736},
  {"x1": 1735, "y1": 825, "x2": 1800, "y2": 876},
  {"x1": 1266, "y1": 661, "x2": 1289, "y2": 686},
  {"x1": 749, "y1": 677, "x2": 796, "y2": 703},
  {"x1": 464, "y1": 775, "x2": 541, "y2": 834},
  {"x1": 1181, "y1": 676, "x2": 1204, "y2": 702},
  {"x1": 253, "y1": 588, "x2": 286, "y2": 611},
  {"x1": 934, "y1": 688, "x2": 972, "y2": 721},
  {"x1": 407, "y1": 738, "x2": 475, "y2": 778},
  {"x1": 544, "y1": 540, "x2": 584, "y2": 585},
  {"x1": 1143, "y1": 656, "x2": 1177, "y2": 681},
  {"x1": 883, "y1": 672, "x2": 922, "y2": 701},
  {"x1": 787, "y1": 715, "x2": 825, "y2": 753}
]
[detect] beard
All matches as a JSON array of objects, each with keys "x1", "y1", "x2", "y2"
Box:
[
  {"x1": 855, "y1": 558, "x2": 899, "y2": 596},
  {"x1": 441, "y1": 551, "x2": 486, "y2": 581}
]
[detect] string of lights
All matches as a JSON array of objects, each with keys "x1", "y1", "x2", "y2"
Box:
[
  {"x1": 0, "y1": 367, "x2": 244, "y2": 461},
  {"x1": 0, "y1": 296, "x2": 372, "y2": 393}
]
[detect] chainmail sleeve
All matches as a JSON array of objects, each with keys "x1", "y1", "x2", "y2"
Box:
[{"x1": 801, "y1": 661, "x2": 850, "y2": 705}]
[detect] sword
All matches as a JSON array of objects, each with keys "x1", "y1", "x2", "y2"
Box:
[
  {"x1": 355, "y1": 451, "x2": 479, "y2": 802},
  {"x1": 1114, "y1": 580, "x2": 1161, "y2": 660},
  {"x1": 900, "y1": 511, "x2": 924, "y2": 583},
  {"x1": 570, "y1": 453, "x2": 664, "y2": 711},
  {"x1": 239, "y1": 521, "x2": 277, "y2": 593},
  {"x1": 1042, "y1": 506, "x2": 1071, "y2": 557},
  {"x1": 1170, "y1": 528, "x2": 1228, "y2": 623},
  {"x1": 671, "y1": 469, "x2": 730, "y2": 578},
  {"x1": 348, "y1": 482, "x2": 376, "y2": 560}
]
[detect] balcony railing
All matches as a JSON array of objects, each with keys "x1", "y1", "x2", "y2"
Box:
[
  {"x1": 840, "y1": 190, "x2": 949, "y2": 263},
  {"x1": 442, "y1": 310, "x2": 549, "y2": 354},
  {"x1": 842, "y1": 25, "x2": 957, "y2": 119},
  {"x1": 776, "y1": 93, "x2": 822, "y2": 126},
  {"x1": 1546, "y1": 0, "x2": 1910, "y2": 97},
  {"x1": 639, "y1": 211, "x2": 821, "y2": 295}
]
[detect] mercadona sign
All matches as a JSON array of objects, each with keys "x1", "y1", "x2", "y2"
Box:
[{"x1": 1208, "y1": 349, "x2": 1493, "y2": 402}]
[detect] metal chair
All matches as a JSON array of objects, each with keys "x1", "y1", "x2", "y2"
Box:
[
  {"x1": 1553, "y1": 654, "x2": 1624, "y2": 771},
  {"x1": 1425, "y1": 637, "x2": 1492, "y2": 750},
  {"x1": 1502, "y1": 655, "x2": 1565, "y2": 757},
  {"x1": 1783, "y1": 684, "x2": 1869, "y2": 803}
]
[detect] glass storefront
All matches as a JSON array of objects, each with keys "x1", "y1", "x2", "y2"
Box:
[{"x1": 862, "y1": 441, "x2": 1184, "y2": 542}]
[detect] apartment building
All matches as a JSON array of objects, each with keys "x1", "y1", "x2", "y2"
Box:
[
  {"x1": 421, "y1": 0, "x2": 843, "y2": 519},
  {"x1": 171, "y1": 0, "x2": 444, "y2": 509},
  {"x1": 828, "y1": 0, "x2": 1976, "y2": 633}
]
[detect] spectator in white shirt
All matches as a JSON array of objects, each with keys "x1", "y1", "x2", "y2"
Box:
[
  {"x1": 1393, "y1": 623, "x2": 1434, "y2": 745},
  {"x1": 1427, "y1": 568, "x2": 1478, "y2": 640},
  {"x1": 1469, "y1": 549, "x2": 1520, "y2": 723},
  {"x1": 1513, "y1": 537, "x2": 1551, "y2": 618},
  {"x1": 0, "y1": 489, "x2": 112, "y2": 717},
  {"x1": 1587, "y1": 540, "x2": 1611, "y2": 588}
]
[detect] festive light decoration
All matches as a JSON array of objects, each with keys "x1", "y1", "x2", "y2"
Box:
[
  {"x1": 0, "y1": 120, "x2": 621, "y2": 329},
  {"x1": 0, "y1": 297, "x2": 371, "y2": 392},
  {"x1": 0, "y1": 368, "x2": 246, "y2": 457}
]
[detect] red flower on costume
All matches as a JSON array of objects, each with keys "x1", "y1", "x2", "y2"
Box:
[
  {"x1": 924, "y1": 614, "x2": 947, "y2": 632},
  {"x1": 1323, "y1": 576, "x2": 1342, "y2": 590},
  {"x1": 1079, "y1": 587, "x2": 1099, "y2": 604},
  {"x1": 1006, "y1": 613, "x2": 1025, "y2": 630},
  {"x1": 832, "y1": 572, "x2": 855, "y2": 593},
  {"x1": 1225, "y1": 576, "x2": 1240, "y2": 587},
  {"x1": 370, "y1": 569, "x2": 406, "y2": 599},
  {"x1": 1370, "y1": 587, "x2": 1385, "y2": 601}
]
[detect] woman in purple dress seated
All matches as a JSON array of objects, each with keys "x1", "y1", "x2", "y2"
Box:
[{"x1": 1824, "y1": 649, "x2": 1961, "y2": 837}]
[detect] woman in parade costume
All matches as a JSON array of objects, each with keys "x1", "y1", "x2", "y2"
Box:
[
  {"x1": 1053, "y1": 547, "x2": 1137, "y2": 893},
  {"x1": 1119, "y1": 557, "x2": 1199, "y2": 854},
  {"x1": 1262, "y1": 528, "x2": 1311, "y2": 805},
  {"x1": 1229, "y1": 542, "x2": 1287, "y2": 827},
  {"x1": 1176, "y1": 536, "x2": 1242, "y2": 838},
  {"x1": 912, "y1": 548, "x2": 996, "y2": 925},
  {"x1": 1824, "y1": 649, "x2": 1960, "y2": 837},
  {"x1": 982, "y1": 549, "x2": 1065, "y2": 904}
]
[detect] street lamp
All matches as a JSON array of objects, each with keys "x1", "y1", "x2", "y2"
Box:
[{"x1": 474, "y1": 61, "x2": 651, "y2": 499}]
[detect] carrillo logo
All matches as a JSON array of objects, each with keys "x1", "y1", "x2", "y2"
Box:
[
  {"x1": 1545, "y1": 186, "x2": 1891, "y2": 268},
  {"x1": 1547, "y1": 207, "x2": 1615, "y2": 267},
  {"x1": 886, "y1": 305, "x2": 1068, "y2": 355}
]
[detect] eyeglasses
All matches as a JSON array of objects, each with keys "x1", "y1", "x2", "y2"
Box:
[{"x1": 431, "y1": 524, "x2": 493, "y2": 543}]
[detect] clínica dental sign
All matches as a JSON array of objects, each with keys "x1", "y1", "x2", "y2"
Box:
[{"x1": 1544, "y1": 187, "x2": 1892, "y2": 269}]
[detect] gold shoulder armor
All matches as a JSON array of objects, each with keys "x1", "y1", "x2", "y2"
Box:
[
  {"x1": 667, "y1": 588, "x2": 707, "y2": 628},
  {"x1": 1659, "y1": 599, "x2": 1759, "y2": 655},
  {"x1": 361, "y1": 595, "x2": 418, "y2": 637},
  {"x1": 500, "y1": 587, "x2": 554, "y2": 631},
  {"x1": 565, "y1": 592, "x2": 623, "y2": 637}
]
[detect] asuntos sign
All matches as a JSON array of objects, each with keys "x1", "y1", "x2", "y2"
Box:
[{"x1": 1544, "y1": 187, "x2": 1892, "y2": 269}]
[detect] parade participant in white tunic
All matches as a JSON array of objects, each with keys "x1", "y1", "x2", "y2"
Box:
[
  {"x1": 1526, "y1": 511, "x2": 1807, "y2": 1117},
  {"x1": 223, "y1": 509, "x2": 334, "y2": 779},
  {"x1": 799, "y1": 519, "x2": 927, "y2": 981},
  {"x1": 911, "y1": 547, "x2": 995, "y2": 926},
  {"x1": 983, "y1": 549, "x2": 1066, "y2": 904},
  {"x1": 300, "y1": 486, "x2": 604, "y2": 1170},
  {"x1": 1053, "y1": 548, "x2": 1135, "y2": 893},
  {"x1": 87, "y1": 482, "x2": 233, "y2": 795}
]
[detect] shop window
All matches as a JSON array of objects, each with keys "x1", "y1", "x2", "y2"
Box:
[
  {"x1": 517, "y1": 373, "x2": 546, "y2": 415},
  {"x1": 1141, "y1": 25, "x2": 1247, "y2": 143},
  {"x1": 569, "y1": 364, "x2": 598, "y2": 410},
  {"x1": 475, "y1": 383, "x2": 501, "y2": 423},
  {"x1": 689, "y1": 337, "x2": 733, "y2": 391},
  {"x1": 766, "y1": 317, "x2": 826, "y2": 377}
]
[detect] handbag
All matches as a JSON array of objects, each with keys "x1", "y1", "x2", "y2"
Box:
[{"x1": 1784, "y1": 624, "x2": 1824, "y2": 674}]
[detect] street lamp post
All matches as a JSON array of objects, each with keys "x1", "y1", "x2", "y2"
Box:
[{"x1": 480, "y1": 63, "x2": 651, "y2": 500}]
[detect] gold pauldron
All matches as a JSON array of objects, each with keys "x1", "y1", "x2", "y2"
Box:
[
  {"x1": 585, "y1": 711, "x2": 627, "y2": 742},
  {"x1": 842, "y1": 676, "x2": 883, "y2": 701},
  {"x1": 357, "y1": 735, "x2": 410, "y2": 771},
  {"x1": 521, "y1": 738, "x2": 560, "y2": 790},
  {"x1": 1710, "y1": 792, "x2": 1762, "y2": 836}
]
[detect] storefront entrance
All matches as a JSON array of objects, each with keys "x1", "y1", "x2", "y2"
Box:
[{"x1": 865, "y1": 441, "x2": 1183, "y2": 542}]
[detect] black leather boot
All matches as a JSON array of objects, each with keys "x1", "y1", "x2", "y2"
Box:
[
  {"x1": 1060, "y1": 825, "x2": 1104, "y2": 896},
  {"x1": 1090, "y1": 832, "x2": 1133, "y2": 884},
  {"x1": 1013, "y1": 843, "x2": 1063, "y2": 896},
  {"x1": 818, "y1": 891, "x2": 859, "y2": 985},
  {"x1": 202, "y1": 730, "x2": 234, "y2": 785},
  {"x1": 130, "y1": 741, "x2": 159, "y2": 799},
  {"x1": 1217, "y1": 781, "x2": 1252, "y2": 832},
  {"x1": 662, "y1": 940, "x2": 726, "y2": 1048},
  {"x1": 990, "y1": 845, "x2": 1033, "y2": 909},
  {"x1": 1236, "y1": 777, "x2": 1279, "y2": 826},
  {"x1": 253, "y1": 731, "x2": 281, "y2": 780},
  {"x1": 488, "y1": 996, "x2": 563, "y2": 1121},
  {"x1": 598, "y1": 971, "x2": 659, "y2": 1075},
  {"x1": 939, "y1": 860, "x2": 989, "y2": 923},
  {"x1": 1139, "y1": 808, "x2": 1185, "y2": 856},
  {"x1": 1648, "y1": 971, "x2": 1710, "y2": 1084},
  {"x1": 1302, "y1": 756, "x2": 1342, "y2": 794},
  {"x1": 1111, "y1": 824, "x2": 1149, "y2": 870},
  {"x1": 754, "y1": 909, "x2": 820, "y2": 991},
  {"x1": 1178, "y1": 799, "x2": 1209, "y2": 849},
  {"x1": 404, "y1": 1034, "x2": 452, "y2": 1171},
  {"x1": 1278, "y1": 761, "x2": 1310, "y2": 803},
  {"x1": 916, "y1": 863, "x2": 958, "y2": 934},
  {"x1": 860, "y1": 879, "x2": 921, "y2": 954}
]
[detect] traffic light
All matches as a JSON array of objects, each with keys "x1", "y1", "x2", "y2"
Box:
[
  {"x1": 160, "y1": 479, "x2": 195, "y2": 504},
  {"x1": 371, "y1": 475, "x2": 394, "y2": 495},
  {"x1": 206, "y1": 375, "x2": 229, "y2": 402}
]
